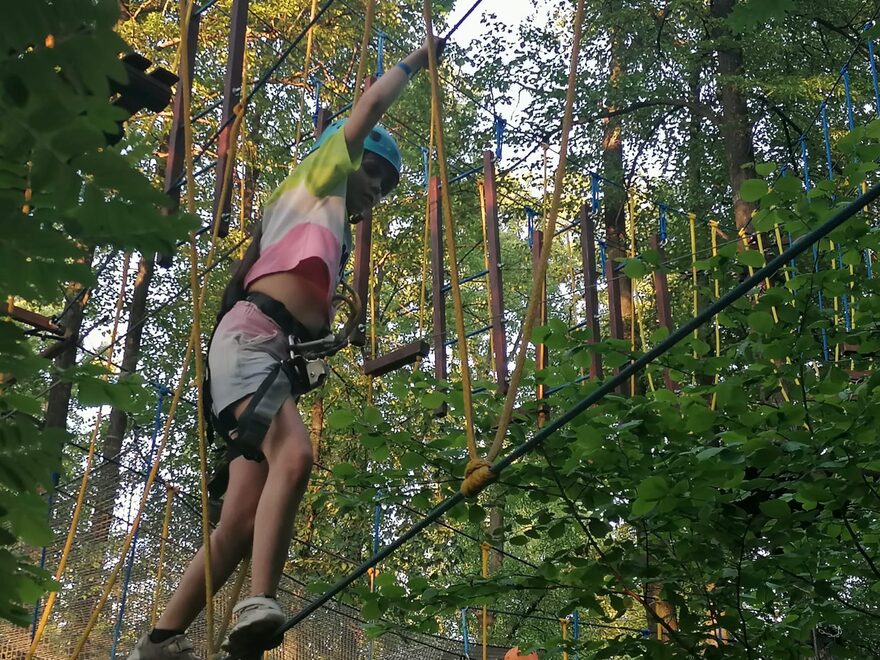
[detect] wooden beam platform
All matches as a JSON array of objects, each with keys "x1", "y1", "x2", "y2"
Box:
[
  {"x1": 3, "y1": 305, "x2": 63, "y2": 335},
  {"x1": 363, "y1": 340, "x2": 430, "y2": 378}
]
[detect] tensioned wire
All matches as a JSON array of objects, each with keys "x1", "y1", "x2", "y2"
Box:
[{"x1": 260, "y1": 162, "x2": 880, "y2": 647}]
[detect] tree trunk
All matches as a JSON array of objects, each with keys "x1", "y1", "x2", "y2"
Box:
[
  {"x1": 89, "y1": 254, "x2": 155, "y2": 541},
  {"x1": 710, "y1": 0, "x2": 757, "y2": 232},
  {"x1": 602, "y1": 0, "x2": 633, "y2": 331},
  {"x1": 43, "y1": 249, "x2": 96, "y2": 433}
]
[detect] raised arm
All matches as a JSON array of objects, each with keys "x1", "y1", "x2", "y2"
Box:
[{"x1": 343, "y1": 37, "x2": 445, "y2": 159}]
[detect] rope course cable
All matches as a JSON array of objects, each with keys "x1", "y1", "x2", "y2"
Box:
[{"x1": 259, "y1": 164, "x2": 880, "y2": 652}]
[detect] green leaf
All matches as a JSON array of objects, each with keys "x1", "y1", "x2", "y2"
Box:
[
  {"x1": 631, "y1": 498, "x2": 657, "y2": 516},
  {"x1": 420, "y1": 392, "x2": 446, "y2": 409},
  {"x1": 747, "y1": 311, "x2": 775, "y2": 334},
  {"x1": 399, "y1": 452, "x2": 424, "y2": 470},
  {"x1": 755, "y1": 162, "x2": 776, "y2": 177},
  {"x1": 736, "y1": 250, "x2": 766, "y2": 268},
  {"x1": 740, "y1": 179, "x2": 769, "y2": 202},
  {"x1": 759, "y1": 499, "x2": 790, "y2": 519},
  {"x1": 327, "y1": 408, "x2": 355, "y2": 429},
  {"x1": 637, "y1": 476, "x2": 669, "y2": 501},
  {"x1": 622, "y1": 258, "x2": 647, "y2": 279},
  {"x1": 696, "y1": 446, "x2": 724, "y2": 461}
]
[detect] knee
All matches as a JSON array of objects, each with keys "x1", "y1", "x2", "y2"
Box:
[
  {"x1": 274, "y1": 432, "x2": 314, "y2": 484},
  {"x1": 218, "y1": 500, "x2": 258, "y2": 549}
]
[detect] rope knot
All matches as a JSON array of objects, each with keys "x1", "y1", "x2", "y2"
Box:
[{"x1": 460, "y1": 458, "x2": 494, "y2": 498}]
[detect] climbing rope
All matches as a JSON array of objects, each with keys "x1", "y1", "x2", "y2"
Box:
[
  {"x1": 352, "y1": 0, "x2": 377, "y2": 107},
  {"x1": 265, "y1": 162, "x2": 880, "y2": 650},
  {"x1": 481, "y1": 542, "x2": 489, "y2": 660},
  {"x1": 178, "y1": 0, "x2": 217, "y2": 644},
  {"x1": 473, "y1": 0, "x2": 587, "y2": 489},
  {"x1": 151, "y1": 484, "x2": 177, "y2": 628},
  {"x1": 26, "y1": 246, "x2": 132, "y2": 660},
  {"x1": 422, "y1": 0, "x2": 483, "y2": 490},
  {"x1": 71, "y1": 0, "x2": 247, "y2": 650},
  {"x1": 295, "y1": 0, "x2": 320, "y2": 148}
]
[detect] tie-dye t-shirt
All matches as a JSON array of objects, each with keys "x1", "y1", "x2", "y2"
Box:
[{"x1": 244, "y1": 129, "x2": 361, "y2": 317}]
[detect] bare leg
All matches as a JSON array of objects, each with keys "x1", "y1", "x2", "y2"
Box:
[
  {"x1": 244, "y1": 398, "x2": 313, "y2": 596},
  {"x1": 156, "y1": 456, "x2": 268, "y2": 631}
]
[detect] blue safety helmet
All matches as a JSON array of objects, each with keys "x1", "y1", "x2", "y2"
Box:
[{"x1": 310, "y1": 119, "x2": 401, "y2": 191}]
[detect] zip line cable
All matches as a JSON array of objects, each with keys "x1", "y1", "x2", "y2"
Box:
[{"x1": 258, "y1": 177, "x2": 880, "y2": 643}]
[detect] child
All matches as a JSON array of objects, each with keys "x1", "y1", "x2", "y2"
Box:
[{"x1": 128, "y1": 35, "x2": 445, "y2": 660}]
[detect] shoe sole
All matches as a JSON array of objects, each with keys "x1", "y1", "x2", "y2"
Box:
[{"x1": 222, "y1": 616, "x2": 285, "y2": 658}]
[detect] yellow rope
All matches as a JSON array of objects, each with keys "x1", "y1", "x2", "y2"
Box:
[
  {"x1": 829, "y1": 239, "x2": 841, "y2": 363},
  {"x1": 423, "y1": 1, "x2": 483, "y2": 493},
  {"x1": 709, "y1": 220, "x2": 720, "y2": 411},
  {"x1": 478, "y1": 181, "x2": 493, "y2": 370},
  {"x1": 72, "y1": 0, "x2": 246, "y2": 650},
  {"x1": 480, "y1": 0, "x2": 586, "y2": 478},
  {"x1": 352, "y1": 0, "x2": 377, "y2": 107},
  {"x1": 754, "y1": 231, "x2": 792, "y2": 403},
  {"x1": 561, "y1": 617, "x2": 570, "y2": 660},
  {"x1": 178, "y1": 0, "x2": 215, "y2": 644},
  {"x1": 71, "y1": 337, "x2": 195, "y2": 659},
  {"x1": 215, "y1": 557, "x2": 250, "y2": 650},
  {"x1": 481, "y1": 542, "x2": 489, "y2": 660},
  {"x1": 28, "y1": 246, "x2": 131, "y2": 659},
  {"x1": 295, "y1": 0, "x2": 320, "y2": 149},
  {"x1": 27, "y1": 415, "x2": 102, "y2": 659},
  {"x1": 151, "y1": 485, "x2": 177, "y2": 628},
  {"x1": 688, "y1": 213, "x2": 698, "y2": 359}
]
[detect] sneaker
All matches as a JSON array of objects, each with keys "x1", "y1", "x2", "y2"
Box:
[
  {"x1": 221, "y1": 596, "x2": 285, "y2": 657},
  {"x1": 127, "y1": 633, "x2": 199, "y2": 660}
]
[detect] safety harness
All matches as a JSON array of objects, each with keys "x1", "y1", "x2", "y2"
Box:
[{"x1": 205, "y1": 292, "x2": 348, "y2": 463}]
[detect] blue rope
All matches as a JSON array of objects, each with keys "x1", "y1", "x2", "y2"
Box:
[
  {"x1": 421, "y1": 147, "x2": 430, "y2": 191},
  {"x1": 590, "y1": 172, "x2": 600, "y2": 214},
  {"x1": 867, "y1": 250, "x2": 875, "y2": 278},
  {"x1": 573, "y1": 610, "x2": 580, "y2": 660},
  {"x1": 461, "y1": 609, "x2": 470, "y2": 656},
  {"x1": 494, "y1": 115, "x2": 506, "y2": 160},
  {"x1": 372, "y1": 500, "x2": 382, "y2": 555},
  {"x1": 377, "y1": 31, "x2": 386, "y2": 77},
  {"x1": 31, "y1": 471, "x2": 59, "y2": 640},
  {"x1": 109, "y1": 387, "x2": 168, "y2": 660},
  {"x1": 598, "y1": 239, "x2": 607, "y2": 277},
  {"x1": 311, "y1": 77, "x2": 323, "y2": 126},
  {"x1": 659, "y1": 203, "x2": 668, "y2": 243},
  {"x1": 821, "y1": 103, "x2": 834, "y2": 180},
  {"x1": 822, "y1": 103, "x2": 854, "y2": 331},
  {"x1": 525, "y1": 207, "x2": 537, "y2": 248},
  {"x1": 867, "y1": 25, "x2": 880, "y2": 116},
  {"x1": 802, "y1": 137, "x2": 831, "y2": 362},
  {"x1": 837, "y1": 247, "x2": 853, "y2": 331},
  {"x1": 842, "y1": 65, "x2": 856, "y2": 130}
]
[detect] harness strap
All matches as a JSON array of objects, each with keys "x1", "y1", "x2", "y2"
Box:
[{"x1": 246, "y1": 291, "x2": 321, "y2": 340}]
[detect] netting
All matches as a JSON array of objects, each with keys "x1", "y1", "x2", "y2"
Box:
[{"x1": 1, "y1": 444, "x2": 471, "y2": 660}]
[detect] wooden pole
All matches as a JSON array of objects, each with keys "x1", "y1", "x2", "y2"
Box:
[{"x1": 482, "y1": 150, "x2": 509, "y2": 393}]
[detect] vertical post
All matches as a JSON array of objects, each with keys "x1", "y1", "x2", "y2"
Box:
[
  {"x1": 314, "y1": 106, "x2": 330, "y2": 138},
  {"x1": 428, "y1": 176, "x2": 448, "y2": 390},
  {"x1": 157, "y1": 7, "x2": 201, "y2": 267},
  {"x1": 350, "y1": 78, "x2": 376, "y2": 347},
  {"x1": 650, "y1": 234, "x2": 678, "y2": 390},
  {"x1": 109, "y1": 386, "x2": 168, "y2": 660},
  {"x1": 579, "y1": 203, "x2": 602, "y2": 380},
  {"x1": 461, "y1": 608, "x2": 471, "y2": 658},
  {"x1": 532, "y1": 229, "x2": 548, "y2": 418},
  {"x1": 605, "y1": 257, "x2": 626, "y2": 394},
  {"x1": 482, "y1": 150, "x2": 509, "y2": 393},
  {"x1": 212, "y1": 0, "x2": 250, "y2": 238}
]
